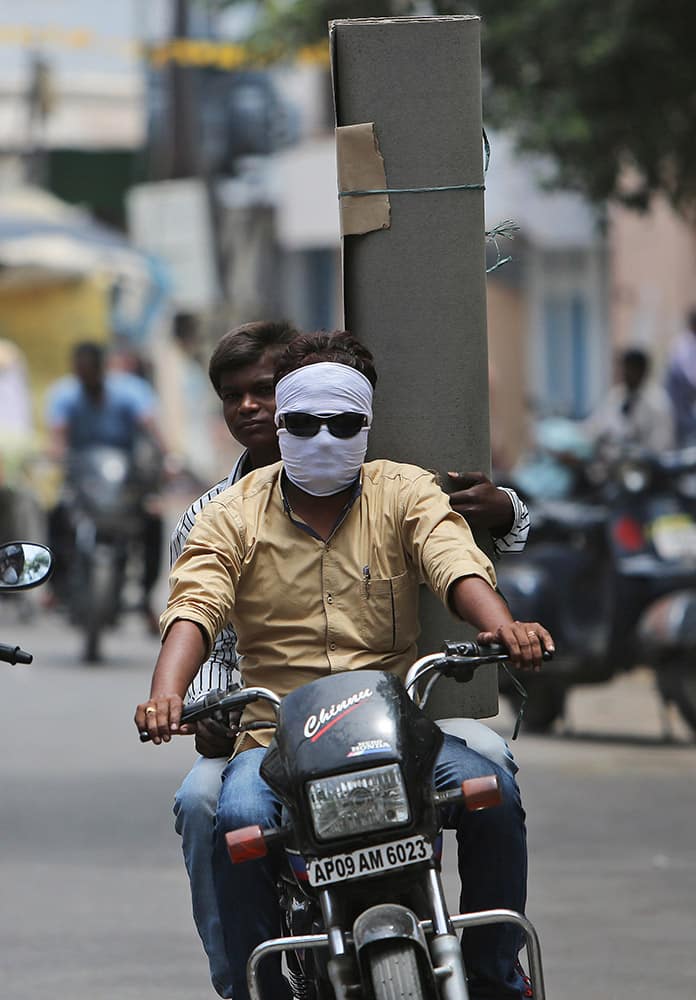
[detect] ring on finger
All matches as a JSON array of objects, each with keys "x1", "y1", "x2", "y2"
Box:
[
  {"x1": 145, "y1": 706, "x2": 157, "y2": 715},
  {"x1": 527, "y1": 630, "x2": 537, "y2": 638}
]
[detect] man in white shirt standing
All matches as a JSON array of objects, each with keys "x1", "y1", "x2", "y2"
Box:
[{"x1": 584, "y1": 348, "x2": 674, "y2": 453}]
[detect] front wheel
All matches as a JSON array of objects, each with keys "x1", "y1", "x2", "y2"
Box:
[
  {"x1": 368, "y1": 941, "x2": 427, "y2": 1000},
  {"x1": 80, "y1": 546, "x2": 120, "y2": 663},
  {"x1": 657, "y1": 665, "x2": 696, "y2": 735}
]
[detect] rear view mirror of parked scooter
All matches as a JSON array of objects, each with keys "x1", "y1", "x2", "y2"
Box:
[{"x1": 0, "y1": 542, "x2": 54, "y2": 590}]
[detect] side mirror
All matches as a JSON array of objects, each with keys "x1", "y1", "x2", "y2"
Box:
[{"x1": 0, "y1": 543, "x2": 54, "y2": 590}]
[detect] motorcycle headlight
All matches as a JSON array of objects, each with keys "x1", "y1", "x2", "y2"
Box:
[
  {"x1": 307, "y1": 763, "x2": 410, "y2": 841},
  {"x1": 619, "y1": 461, "x2": 651, "y2": 493}
]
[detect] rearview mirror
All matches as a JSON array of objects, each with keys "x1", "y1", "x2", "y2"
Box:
[{"x1": 0, "y1": 543, "x2": 54, "y2": 590}]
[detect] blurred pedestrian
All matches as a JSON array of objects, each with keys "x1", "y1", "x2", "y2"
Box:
[
  {"x1": 583, "y1": 347, "x2": 674, "y2": 453},
  {"x1": 666, "y1": 307, "x2": 696, "y2": 445}
]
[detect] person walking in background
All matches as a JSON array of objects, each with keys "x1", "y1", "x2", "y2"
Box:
[{"x1": 666, "y1": 307, "x2": 696, "y2": 446}]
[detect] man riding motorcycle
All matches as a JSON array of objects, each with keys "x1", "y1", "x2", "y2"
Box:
[
  {"x1": 169, "y1": 320, "x2": 531, "y2": 996},
  {"x1": 137, "y1": 332, "x2": 553, "y2": 1000},
  {"x1": 45, "y1": 341, "x2": 167, "y2": 630}
]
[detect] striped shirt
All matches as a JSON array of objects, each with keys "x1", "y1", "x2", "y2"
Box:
[
  {"x1": 170, "y1": 454, "x2": 529, "y2": 701},
  {"x1": 494, "y1": 487, "x2": 530, "y2": 555},
  {"x1": 170, "y1": 450, "x2": 251, "y2": 702}
]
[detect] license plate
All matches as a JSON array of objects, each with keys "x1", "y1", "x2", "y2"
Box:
[
  {"x1": 306, "y1": 835, "x2": 432, "y2": 887},
  {"x1": 651, "y1": 514, "x2": 696, "y2": 561}
]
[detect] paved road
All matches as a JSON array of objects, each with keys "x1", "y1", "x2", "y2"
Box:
[{"x1": 1, "y1": 601, "x2": 695, "y2": 1000}]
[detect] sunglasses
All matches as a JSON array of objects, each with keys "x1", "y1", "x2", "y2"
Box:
[{"x1": 278, "y1": 412, "x2": 369, "y2": 439}]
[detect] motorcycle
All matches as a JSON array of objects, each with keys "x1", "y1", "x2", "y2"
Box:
[
  {"x1": 498, "y1": 441, "x2": 696, "y2": 734},
  {"x1": 155, "y1": 642, "x2": 548, "y2": 1000},
  {"x1": 0, "y1": 541, "x2": 53, "y2": 665},
  {"x1": 61, "y1": 442, "x2": 162, "y2": 662}
]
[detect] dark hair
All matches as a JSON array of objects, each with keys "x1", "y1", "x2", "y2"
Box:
[
  {"x1": 208, "y1": 321, "x2": 299, "y2": 397},
  {"x1": 72, "y1": 342, "x2": 105, "y2": 367},
  {"x1": 621, "y1": 348, "x2": 649, "y2": 376},
  {"x1": 273, "y1": 331, "x2": 377, "y2": 389},
  {"x1": 687, "y1": 308, "x2": 696, "y2": 332}
]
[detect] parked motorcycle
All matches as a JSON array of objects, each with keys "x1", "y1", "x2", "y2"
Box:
[
  {"x1": 154, "y1": 642, "x2": 547, "y2": 1000},
  {"x1": 0, "y1": 541, "x2": 53, "y2": 665},
  {"x1": 61, "y1": 443, "x2": 161, "y2": 662},
  {"x1": 499, "y1": 442, "x2": 696, "y2": 733}
]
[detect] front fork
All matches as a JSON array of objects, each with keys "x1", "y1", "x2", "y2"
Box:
[
  {"x1": 322, "y1": 865, "x2": 470, "y2": 1000},
  {"x1": 247, "y1": 864, "x2": 546, "y2": 1000},
  {"x1": 424, "y1": 866, "x2": 471, "y2": 1000}
]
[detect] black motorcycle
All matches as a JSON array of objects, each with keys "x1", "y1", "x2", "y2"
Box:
[
  {"x1": 0, "y1": 541, "x2": 53, "y2": 665},
  {"x1": 61, "y1": 443, "x2": 161, "y2": 662},
  {"x1": 164, "y1": 643, "x2": 547, "y2": 1000},
  {"x1": 499, "y1": 443, "x2": 696, "y2": 733}
]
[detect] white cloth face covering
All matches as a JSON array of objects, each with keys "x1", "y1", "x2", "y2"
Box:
[{"x1": 275, "y1": 362, "x2": 373, "y2": 497}]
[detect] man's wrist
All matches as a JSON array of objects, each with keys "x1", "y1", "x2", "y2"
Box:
[{"x1": 490, "y1": 486, "x2": 515, "y2": 538}]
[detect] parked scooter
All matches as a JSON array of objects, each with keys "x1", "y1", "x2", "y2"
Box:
[
  {"x1": 150, "y1": 642, "x2": 548, "y2": 1000},
  {"x1": 498, "y1": 440, "x2": 696, "y2": 733},
  {"x1": 0, "y1": 541, "x2": 53, "y2": 664},
  {"x1": 62, "y1": 443, "x2": 161, "y2": 662}
]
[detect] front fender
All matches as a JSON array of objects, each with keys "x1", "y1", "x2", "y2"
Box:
[
  {"x1": 637, "y1": 590, "x2": 696, "y2": 651},
  {"x1": 353, "y1": 903, "x2": 428, "y2": 953}
]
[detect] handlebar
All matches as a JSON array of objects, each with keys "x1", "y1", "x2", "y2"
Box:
[
  {"x1": 0, "y1": 643, "x2": 33, "y2": 665},
  {"x1": 406, "y1": 641, "x2": 553, "y2": 739},
  {"x1": 138, "y1": 685, "x2": 282, "y2": 742}
]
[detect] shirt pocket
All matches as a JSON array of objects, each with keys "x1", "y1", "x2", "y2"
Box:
[{"x1": 357, "y1": 570, "x2": 418, "y2": 653}]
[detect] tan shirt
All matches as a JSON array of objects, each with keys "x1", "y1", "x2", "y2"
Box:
[{"x1": 161, "y1": 459, "x2": 496, "y2": 747}]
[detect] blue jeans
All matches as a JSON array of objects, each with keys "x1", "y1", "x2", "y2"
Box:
[
  {"x1": 212, "y1": 735, "x2": 528, "y2": 1000},
  {"x1": 173, "y1": 756, "x2": 232, "y2": 998}
]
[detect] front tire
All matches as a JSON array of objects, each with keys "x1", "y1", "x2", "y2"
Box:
[
  {"x1": 81, "y1": 546, "x2": 119, "y2": 663},
  {"x1": 368, "y1": 941, "x2": 427, "y2": 1000}
]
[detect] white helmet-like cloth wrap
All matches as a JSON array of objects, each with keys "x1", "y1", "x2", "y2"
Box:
[{"x1": 274, "y1": 362, "x2": 373, "y2": 497}]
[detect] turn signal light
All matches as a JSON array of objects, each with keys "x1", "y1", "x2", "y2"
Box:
[
  {"x1": 461, "y1": 775, "x2": 502, "y2": 811},
  {"x1": 226, "y1": 825, "x2": 269, "y2": 863}
]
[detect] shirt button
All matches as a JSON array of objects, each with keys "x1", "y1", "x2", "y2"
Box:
[
  {"x1": 327, "y1": 594, "x2": 333, "y2": 604},
  {"x1": 329, "y1": 642, "x2": 336, "y2": 651}
]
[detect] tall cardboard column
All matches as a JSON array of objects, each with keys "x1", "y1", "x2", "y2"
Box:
[{"x1": 330, "y1": 16, "x2": 497, "y2": 719}]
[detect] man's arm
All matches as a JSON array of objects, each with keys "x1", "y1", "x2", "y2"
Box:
[
  {"x1": 168, "y1": 478, "x2": 242, "y2": 756},
  {"x1": 134, "y1": 620, "x2": 207, "y2": 744},
  {"x1": 448, "y1": 575, "x2": 553, "y2": 670}
]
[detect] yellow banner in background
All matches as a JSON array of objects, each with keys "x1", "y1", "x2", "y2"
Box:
[{"x1": 0, "y1": 26, "x2": 329, "y2": 69}]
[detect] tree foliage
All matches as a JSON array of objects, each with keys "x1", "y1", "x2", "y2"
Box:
[
  {"x1": 466, "y1": 0, "x2": 696, "y2": 213},
  {"x1": 219, "y1": 0, "x2": 696, "y2": 213}
]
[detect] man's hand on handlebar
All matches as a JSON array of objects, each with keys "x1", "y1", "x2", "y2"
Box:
[
  {"x1": 135, "y1": 693, "x2": 188, "y2": 745},
  {"x1": 447, "y1": 471, "x2": 514, "y2": 536},
  {"x1": 477, "y1": 621, "x2": 554, "y2": 672}
]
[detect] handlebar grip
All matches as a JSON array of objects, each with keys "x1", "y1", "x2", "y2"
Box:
[
  {"x1": 442, "y1": 640, "x2": 554, "y2": 661},
  {"x1": 138, "y1": 688, "x2": 261, "y2": 743},
  {"x1": 0, "y1": 643, "x2": 32, "y2": 665}
]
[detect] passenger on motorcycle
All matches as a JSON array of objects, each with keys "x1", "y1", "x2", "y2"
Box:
[
  {"x1": 137, "y1": 332, "x2": 553, "y2": 1000},
  {"x1": 167, "y1": 321, "x2": 531, "y2": 996}
]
